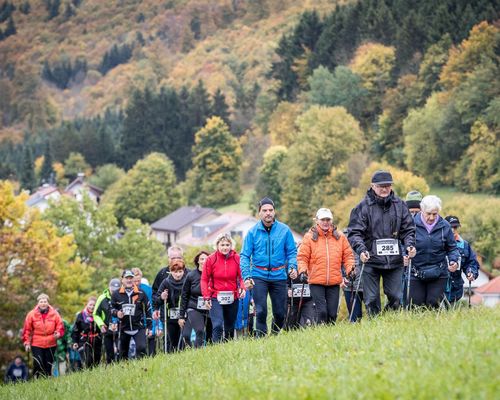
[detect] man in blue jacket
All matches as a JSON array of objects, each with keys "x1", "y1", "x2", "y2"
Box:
[
  {"x1": 444, "y1": 215, "x2": 479, "y2": 303},
  {"x1": 240, "y1": 197, "x2": 298, "y2": 336}
]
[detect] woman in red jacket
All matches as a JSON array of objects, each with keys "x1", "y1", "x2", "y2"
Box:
[
  {"x1": 22, "y1": 293, "x2": 64, "y2": 378},
  {"x1": 201, "y1": 233, "x2": 245, "y2": 342}
]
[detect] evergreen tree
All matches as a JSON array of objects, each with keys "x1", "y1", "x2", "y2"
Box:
[
  {"x1": 40, "y1": 141, "x2": 55, "y2": 184},
  {"x1": 186, "y1": 117, "x2": 242, "y2": 208},
  {"x1": 190, "y1": 14, "x2": 201, "y2": 40},
  {"x1": 20, "y1": 145, "x2": 36, "y2": 191},
  {"x1": 211, "y1": 88, "x2": 230, "y2": 125},
  {"x1": 20, "y1": 1, "x2": 31, "y2": 15},
  {"x1": 188, "y1": 80, "x2": 212, "y2": 131},
  {"x1": 120, "y1": 88, "x2": 156, "y2": 169},
  {"x1": 4, "y1": 15, "x2": 16, "y2": 37}
]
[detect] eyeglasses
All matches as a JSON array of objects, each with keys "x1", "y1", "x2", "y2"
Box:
[{"x1": 374, "y1": 184, "x2": 392, "y2": 189}]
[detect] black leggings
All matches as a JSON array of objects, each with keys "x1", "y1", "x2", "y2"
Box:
[
  {"x1": 31, "y1": 346, "x2": 55, "y2": 378},
  {"x1": 310, "y1": 285, "x2": 340, "y2": 324},
  {"x1": 409, "y1": 277, "x2": 448, "y2": 308},
  {"x1": 80, "y1": 337, "x2": 102, "y2": 368},
  {"x1": 187, "y1": 309, "x2": 210, "y2": 348}
]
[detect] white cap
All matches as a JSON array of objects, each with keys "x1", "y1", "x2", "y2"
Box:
[{"x1": 316, "y1": 208, "x2": 333, "y2": 220}]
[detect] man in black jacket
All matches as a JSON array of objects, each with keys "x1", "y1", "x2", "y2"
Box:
[
  {"x1": 347, "y1": 170, "x2": 416, "y2": 315},
  {"x1": 111, "y1": 270, "x2": 152, "y2": 360}
]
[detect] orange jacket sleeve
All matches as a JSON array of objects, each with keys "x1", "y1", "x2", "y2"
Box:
[
  {"x1": 22, "y1": 311, "x2": 33, "y2": 346},
  {"x1": 297, "y1": 232, "x2": 312, "y2": 275},
  {"x1": 341, "y1": 235, "x2": 355, "y2": 275}
]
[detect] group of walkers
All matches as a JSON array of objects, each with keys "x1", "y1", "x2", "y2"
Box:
[{"x1": 13, "y1": 170, "x2": 480, "y2": 382}]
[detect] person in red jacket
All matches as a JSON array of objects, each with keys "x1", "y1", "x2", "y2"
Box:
[
  {"x1": 22, "y1": 293, "x2": 64, "y2": 378},
  {"x1": 201, "y1": 233, "x2": 245, "y2": 342}
]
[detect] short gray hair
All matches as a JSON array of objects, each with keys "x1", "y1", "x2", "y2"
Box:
[
  {"x1": 420, "y1": 195, "x2": 442, "y2": 212},
  {"x1": 167, "y1": 245, "x2": 183, "y2": 258}
]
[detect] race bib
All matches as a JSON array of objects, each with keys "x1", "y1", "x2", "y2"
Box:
[
  {"x1": 292, "y1": 284, "x2": 311, "y2": 298},
  {"x1": 375, "y1": 239, "x2": 400, "y2": 256},
  {"x1": 197, "y1": 296, "x2": 209, "y2": 310},
  {"x1": 168, "y1": 307, "x2": 181, "y2": 319},
  {"x1": 217, "y1": 291, "x2": 234, "y2": 305},
  {"x1": 13, "y1": 368, "x2": 22, "y2": 378},
  {"x1": 122, "y1": 303, "x2": 136, "y2": 316}
]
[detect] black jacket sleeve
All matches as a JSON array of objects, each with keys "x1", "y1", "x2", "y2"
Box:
[
  {"x1": 347, "y1": 204, "x2": 369, "y2": 255},
  {"x1": 180, "y1": 273, "x2": 191, "y2": 317}
]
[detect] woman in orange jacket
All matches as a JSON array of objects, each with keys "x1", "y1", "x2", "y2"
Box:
[
  {"x1": 298, "y1": 208, "x2": 355, "y2": 324},
  {"x1": 22, "y1": 293, "x2": 64, "y2": 378}
]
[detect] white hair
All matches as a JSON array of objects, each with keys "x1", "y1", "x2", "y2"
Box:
[
  {"x1": 167, "y1": 245, "x2": 183, "y2": 258},
  {"x1": 420, "y1": 195, "x2": 442, "y2": 212}
]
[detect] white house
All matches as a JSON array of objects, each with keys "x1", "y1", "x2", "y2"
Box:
[{"x1": 25, "y1": 184, "x2": 61, "y2": 212}]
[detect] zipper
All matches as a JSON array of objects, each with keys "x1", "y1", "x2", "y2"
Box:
[
  {"x1": 267, "y1": 230, "x2": 271, "y2": 279},
  {"x1": 325, "y1": 234, "x2": 330, "y2": 285}
]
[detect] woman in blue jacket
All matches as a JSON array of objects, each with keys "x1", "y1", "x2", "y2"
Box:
[{"x1": 409, "y1": 195, "x2": 460, "y2": 308}]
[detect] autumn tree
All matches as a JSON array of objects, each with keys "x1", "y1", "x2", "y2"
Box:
[
  {"x1": 251, "y1": 146, "x2": 287, "y2": 213},
  {"x1": 186, "y1": 117, "x2": 242, "y2": 208},
  {"x1": 106, "y1": 153, "x2": 181, "y2": 225},
  {"x1": 0, "y1": 181, "x2": 90, "y2": 365},
  {"x1": 280, "y1": 106, "x2": 364, "y2": 232}
]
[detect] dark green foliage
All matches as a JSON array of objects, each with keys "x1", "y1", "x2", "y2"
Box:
[
  {"x1": 273, "y1": 0, "x2": 500, "y2": 100},
  {"x1": 19, "y1": 0, "x2": 30, "y2": 14},
  {"x1": 44, "y1": 0, "x2": 61, "y2": 20},
  {"x1": 0, "y1": 1, "x2": 15, "y2": 23},
  {"x1": 136, "y1": 12, "x2": 145, "y2": 23},
  {"x1": 63, "y1": 2, "x2": 75, "y2": 20},
  {"x1": 40, "y1": 141, "x2": 55, "y2": 184},
  {"x1": 190, "y1": 14, "x2": 201, "y2": 40},
  {"x1": 99, "y1": 43, "x2": 134, "y2": 75},
  {"x1": 41, "y1": 56, "x2": 87, "y2": 89},
  {"x1": 212, "y1": 89, "x2": 230, "y2": 125},
  {"x1": 0, "y1": 15, "x2": 16, "y2": 40},
  {"x1": 120, "y1": 82, "x2": 215, "y2": 179},
  {"x1": 20, "y1": 145, "x2": 36, "y2": 191}
]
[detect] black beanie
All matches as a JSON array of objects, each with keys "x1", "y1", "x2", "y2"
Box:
[{"x1": 258, "y1": 197, "x2": 275, "y2": 210}]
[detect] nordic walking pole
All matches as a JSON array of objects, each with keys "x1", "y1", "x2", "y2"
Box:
[
  {"x1": 163, "y1": 299, "x2": 168, "y2": 353},
  {"x1": 406, "y1": 257, "x2": 412, "y2": 310},
  {"x1": 468, "y1": 279, "x2": 472, "y2": 308},
  {"x1": 296, "y1": 281, "x2": 306, "y2": 326},
  {"x1": 349, "y1": 261, "x2": 366, "y2": 322}
]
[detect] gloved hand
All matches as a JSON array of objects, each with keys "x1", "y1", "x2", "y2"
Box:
[{"x1": 298, "y1": 272, "x2": 308, "y2": 284}]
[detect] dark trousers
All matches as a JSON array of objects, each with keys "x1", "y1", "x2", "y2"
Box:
[
  {"x1": 310, "y1": 284, "x2": 340, "y2": 324},
  {"x1": 344, "y1": 290, "x2": 364, "y2": 322},
  {"x1": 209, "y1": 299, "x2": 239, "y2": 343},
  {"x1": 103, "y1": 334, "x2": 115, "y2": 363},
  {"x1": 165, "y1": 321, "x2": 185, "y2": 353},
  {"x1": 32, "y1": 346, "x2": 55, "y2": 378},
  {"x1": 80, "y1": 337, "x2": 102, "y2": 368},
  {"x1": 363, "y1": 265, "x2": 403, "y2": 315},
  {"x1": 409, "y1": 277, "x2": 448, "y2": 308},
  {"x1": 187, "y1": 309, "x2": 210, "y2": 348},
  {"x1": 252, "y1": 278, "x2": 287, "y2": 336},
  {"x1": 285, "y1": 299, "x2": 315, "y2": 329},
  {"x1": 120, "y1": 329, "x2": 146, "y2": 360}
]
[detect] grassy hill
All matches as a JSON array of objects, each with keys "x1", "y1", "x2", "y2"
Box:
[
  {"x1": 2, "y1": 306, "x2": 498, "y2": 399},
  {"x1": 0, "y1": 0, "x2": 337, "y2": 140}
]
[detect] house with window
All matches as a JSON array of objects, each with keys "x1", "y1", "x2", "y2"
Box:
[
  {"x1": 64, "y1": 173, "x2": 103, "y2": 203},
  {"x1": 150, "y1": 206, "x2": 220, "y2": 247}
]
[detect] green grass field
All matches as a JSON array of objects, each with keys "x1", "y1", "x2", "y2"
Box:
[{"x1": 2, "y1": 307, "x2": 499, "y2": 400}]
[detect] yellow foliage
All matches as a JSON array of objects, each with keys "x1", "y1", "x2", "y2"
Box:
[
  {"x1": 268, "y1": 101, "x2": 302, "y2": 146},
  {"x1": 440, "y1": 21, "x2": 499, "y2": 90},
  {"x1": 350, "y1": 42, "x2": 396, "y2": 92}
]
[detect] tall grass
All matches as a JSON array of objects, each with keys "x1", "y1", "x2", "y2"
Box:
[{"x1": 2, "y1": 307, "x2": 498, "y2": 399}]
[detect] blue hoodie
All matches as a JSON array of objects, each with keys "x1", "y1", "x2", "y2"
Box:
[{"x1": 240, "y1": 219, "x2": 297, "y2": 281}]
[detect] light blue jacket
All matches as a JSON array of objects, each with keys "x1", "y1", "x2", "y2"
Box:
[{"x1": 240, "y1": 219, "x2": 297, "y2": 281}]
